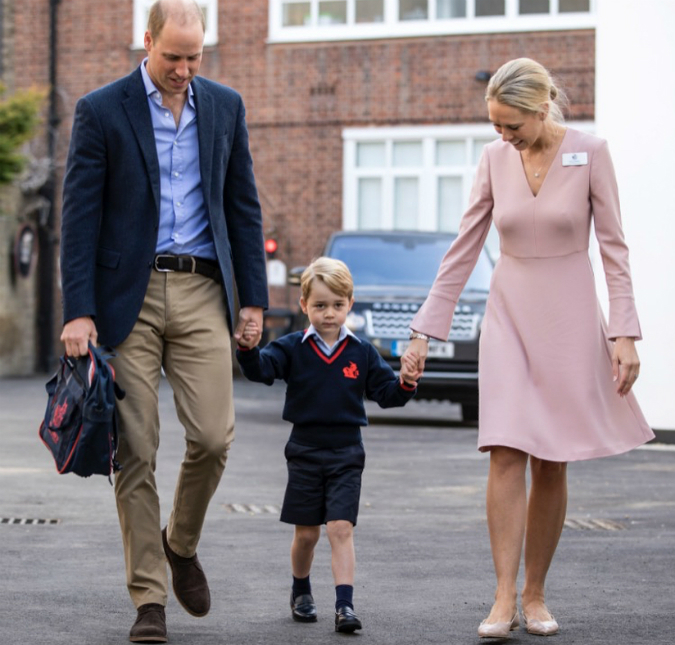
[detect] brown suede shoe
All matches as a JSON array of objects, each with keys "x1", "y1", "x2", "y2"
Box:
[
  {"x1": 129, "y1": 603, "x2": 167, "y2": 643},
  {"x1": 162, "y1": 527, "x2": 211, "y2": 617}
]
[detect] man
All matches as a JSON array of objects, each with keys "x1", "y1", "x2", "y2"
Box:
[{"x1": 59, "y1": 0, "x2": 268, "y2": 641}]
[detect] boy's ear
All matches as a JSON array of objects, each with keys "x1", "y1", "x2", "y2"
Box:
[
  {"x1": 348, "y1": 296, "x2": 355, "y2": 311},
  {"x1": 299, "y1": 297, "x2": 308, "y2": 314}
]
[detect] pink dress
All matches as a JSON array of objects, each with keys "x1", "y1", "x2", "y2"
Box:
[{"x1": 411, "y1": 128, "x2": 654, "y2": 462}]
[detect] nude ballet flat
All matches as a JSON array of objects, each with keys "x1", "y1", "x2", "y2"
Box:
[
  {"x1": 523, "y1": 612, "x2": 559, "y2": 636},
  {"x1": 478, "y1": 611, "x2": 520, "y2": 638}
]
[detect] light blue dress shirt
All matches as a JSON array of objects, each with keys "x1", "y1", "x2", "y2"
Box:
[
  {"x1": 302, "y1": 324, "x2": 360, "y2": 356},
  {"x1": 140, "y1": 59, "x2": 216, "y2": 260}
]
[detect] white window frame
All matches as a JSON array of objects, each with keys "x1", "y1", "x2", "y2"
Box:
[
  {"x1": 133, "y1": 0, "x2": 218, "y2": 49},
  {"x1": 343, "y1": 124, "x2": 499, "y2": 232},
  {"x1": 269, "y1": 0, "x2": 595, "y2": 44},
  {"x1": 343, "y1": 122, "x2": 595, "y2": 258}
]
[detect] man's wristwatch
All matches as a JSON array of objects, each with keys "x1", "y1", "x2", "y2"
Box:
[{"x1": 409, "y1": 331, "x2": 430, "y2": 342}]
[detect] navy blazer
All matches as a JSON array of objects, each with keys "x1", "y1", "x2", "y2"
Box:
[{"x1": 60, "y1": 68, "x2": 268, "y2": 347}]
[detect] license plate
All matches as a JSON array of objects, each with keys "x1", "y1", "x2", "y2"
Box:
[{"x1": 391, "y1": 340, "x2": 455, "y2": 358}]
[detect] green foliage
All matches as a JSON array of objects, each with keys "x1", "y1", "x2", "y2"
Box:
[{"x1": 0, "y1": 84, "x2": 46, "y2": 185}]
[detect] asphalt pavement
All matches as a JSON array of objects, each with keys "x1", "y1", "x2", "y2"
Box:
[{"x1": 1, "y1": 374, "x2": 674, "y2": 644}]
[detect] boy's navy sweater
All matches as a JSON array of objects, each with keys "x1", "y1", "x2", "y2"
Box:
[{"x1": 236, "y1": 331, "x2": 416, "y2": 448}]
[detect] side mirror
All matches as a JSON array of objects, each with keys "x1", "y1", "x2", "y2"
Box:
[{"x1": 287, "y1": 266, "x2": 305, "y2": 286}]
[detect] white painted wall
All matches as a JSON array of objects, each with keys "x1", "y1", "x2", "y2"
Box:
[{"x1": 595, "y1": 0, "x2": 675, "y2": 430}]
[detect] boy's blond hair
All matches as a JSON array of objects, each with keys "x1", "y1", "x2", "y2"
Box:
[{"x1": 300, "y1": 257, "x2": 354, "y2": 301}]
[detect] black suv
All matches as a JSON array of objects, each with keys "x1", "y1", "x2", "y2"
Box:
[{"x1": 315, "y1": 230, "x2": 492, "y2": 422}]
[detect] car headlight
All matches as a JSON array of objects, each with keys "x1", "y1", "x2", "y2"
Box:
[{"x1": 346, "y1": 312, "x2": 367, "y2": 332}]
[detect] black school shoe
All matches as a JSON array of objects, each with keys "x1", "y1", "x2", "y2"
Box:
[
  {"x1": 290, "y1": 591, "x2": 318, "y2": 622},
  {"x1": 335, "y1": 606, "x2": 362, "y2": 633}
]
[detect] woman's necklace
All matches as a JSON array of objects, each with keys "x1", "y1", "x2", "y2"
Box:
[
  {"x1": 530, "y1": 126, "x2": 560, "y2": 178},
  {"x1": 533, "y1": 162, "x2": 547, "y2": 179}
]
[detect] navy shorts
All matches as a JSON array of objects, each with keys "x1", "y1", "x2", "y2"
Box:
[{"x1": 280, "y1": 440, "x2": 366, "y2": 527}]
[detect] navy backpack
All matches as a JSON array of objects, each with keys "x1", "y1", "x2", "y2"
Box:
[{"x1": 39, "y1": 343, "x2": 125, "y2": 480}]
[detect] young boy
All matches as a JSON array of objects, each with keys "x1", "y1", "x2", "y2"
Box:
[{"x1": 236, "y1": 257, "x2": 418, "y2": 633}]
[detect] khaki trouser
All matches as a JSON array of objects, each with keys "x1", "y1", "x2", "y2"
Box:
[{"x1": 110, "y1": 270, "x2": 234, "y2": 608}]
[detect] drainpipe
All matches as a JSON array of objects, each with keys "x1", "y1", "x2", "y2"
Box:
[{"x1": 36, "y1": 0, "x2": 61, "y2": 372}]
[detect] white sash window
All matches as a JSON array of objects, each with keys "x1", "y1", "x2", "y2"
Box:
[
  {"x1": 343, "y1": 122, "x2": 593, "y2": 259},
  {"x1": 269, "y1": 0, "x2": 594, "y2": 43}
]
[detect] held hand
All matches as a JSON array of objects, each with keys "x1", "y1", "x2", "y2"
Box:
[
  {"x1": 400, "y1": 337, "x2": 429, "y2": 382},
  {"x1": 237, "y1": 320, "x2": 261, "y2": 349},
  {"x1": 60, "y1": 316, "x2": 98, "y2": 358},
  {"x1": 399, "y1": 352, "x2": 419, "y2": 387},
  {"x1": 612, "y1": 337, "x2": 640, "y2": 397},
  {"x1": 235, "y1": 306, "x2": 264, "y2": 347}
]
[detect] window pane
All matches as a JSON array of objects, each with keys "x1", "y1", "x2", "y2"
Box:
[
  {"x1": 475, "y1": 0, "x2": 505, "y2": 16},
  {"x1": 559, "y1": 0, "x2": 590, "y2": 12},
  {"x1": 358, "y1": 178, "x2": 382, "y2": 229},
  {"x1": 283, "y1": 2, "x2": 311, "y2": 26},
  {"x1": 436, "y1": 140, "x2": 465, "y2": 165},
  {"x1": 393, "y1": 141, "x2": 423, "y2": 167},
  {"x1": 519, "y1": 0, "x2": 549, "y2": 14},
  {"x1": 438, "y1": 176, "x2": 463, "y2": 232},
  {"x1": 356, "y1": 0, "x2": 384, "y2": 22},
  {"x1": 472, "y1": 138, "x2": 496, "y2": 164},
  {"x1": 318, "y1": 1, "x2": 347, "y2": 24},
  {"x1": 399, "y1": 0, "x2": 428, "y2": 21},
  {"x1": 394, "y1": 178, "x2": 419, "y2": 229},
  {"x1": 437, "y1": 0, "x2": 466, "y2": 18},
  {"x1": 357, "y1": 142, "x2": 386, "y2": 167}
]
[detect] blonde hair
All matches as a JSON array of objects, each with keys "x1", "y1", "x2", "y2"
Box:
[
  {"x1": 147, "y1": 0, "x2": 205, "y2": 39},
  {"x1": 486, "y1": 57, "x2": 567, "y2": 123},
  {"x1": 301, "y1": 257, "x2": 354, "y2": 301}
]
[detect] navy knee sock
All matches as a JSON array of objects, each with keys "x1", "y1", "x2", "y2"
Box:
[
  {"x1": 335, "y1": 584, "x2": 354, "y2": 610},
  {"x1": 292, "y1": 575, "x2": 312, "y2": 599}
]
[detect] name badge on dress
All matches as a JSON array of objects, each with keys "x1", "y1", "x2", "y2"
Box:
[{"x1": 562, "y1": 152, "x2": 588, "y2": 166}]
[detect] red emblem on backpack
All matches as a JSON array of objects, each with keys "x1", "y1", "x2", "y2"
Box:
[
  {"x1": 343, "y1": 362, "x2": 359, "y2": 379},
  {"x1": 51, "y1": 401, "x2": 68, "y2": 428}
]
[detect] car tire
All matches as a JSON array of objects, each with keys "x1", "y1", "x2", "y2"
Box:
[{"x1": 461, "y1": 403, "x2": 479, "y2": 423}]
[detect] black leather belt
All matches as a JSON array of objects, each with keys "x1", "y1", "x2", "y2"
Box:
[{"x1": 153, "y1": 254, "x2": 222, "y2": 284}]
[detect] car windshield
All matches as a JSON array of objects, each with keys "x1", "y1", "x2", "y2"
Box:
[{"x1": 327, "y1": 234, "x2": 492, "y2": 289}]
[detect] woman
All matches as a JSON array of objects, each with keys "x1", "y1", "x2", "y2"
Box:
[{"x1": 402, "y1": 58, "x2": 654, "y2": 638}]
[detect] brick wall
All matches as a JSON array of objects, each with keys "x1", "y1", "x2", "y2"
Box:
[
  {"x1": 211, "y1": 1, "x2": 595, "y2": 269},
  {"x1": 9, "y1": 0, "x2": 595, "y2": 325}
]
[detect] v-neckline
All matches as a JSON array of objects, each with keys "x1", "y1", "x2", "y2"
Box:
[
  {"x1": 520, "y1": 127, "x2": 568, "y2": 198},
  {"x1": 308, "y1": 336, "x2": 349, "y2": 364}
]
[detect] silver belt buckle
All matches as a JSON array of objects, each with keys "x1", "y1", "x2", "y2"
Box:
[{"x1": 154, "y1": 254, "x2": 174, "y2": 272}]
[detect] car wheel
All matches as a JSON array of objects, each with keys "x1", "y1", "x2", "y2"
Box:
[{"x1": 461, "y1": 403, "x2": 479, "y2": 423}]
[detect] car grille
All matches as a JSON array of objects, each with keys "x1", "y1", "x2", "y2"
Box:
[{"x1": 366, "y1": 307, "x2": 480, "y2": 342}]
